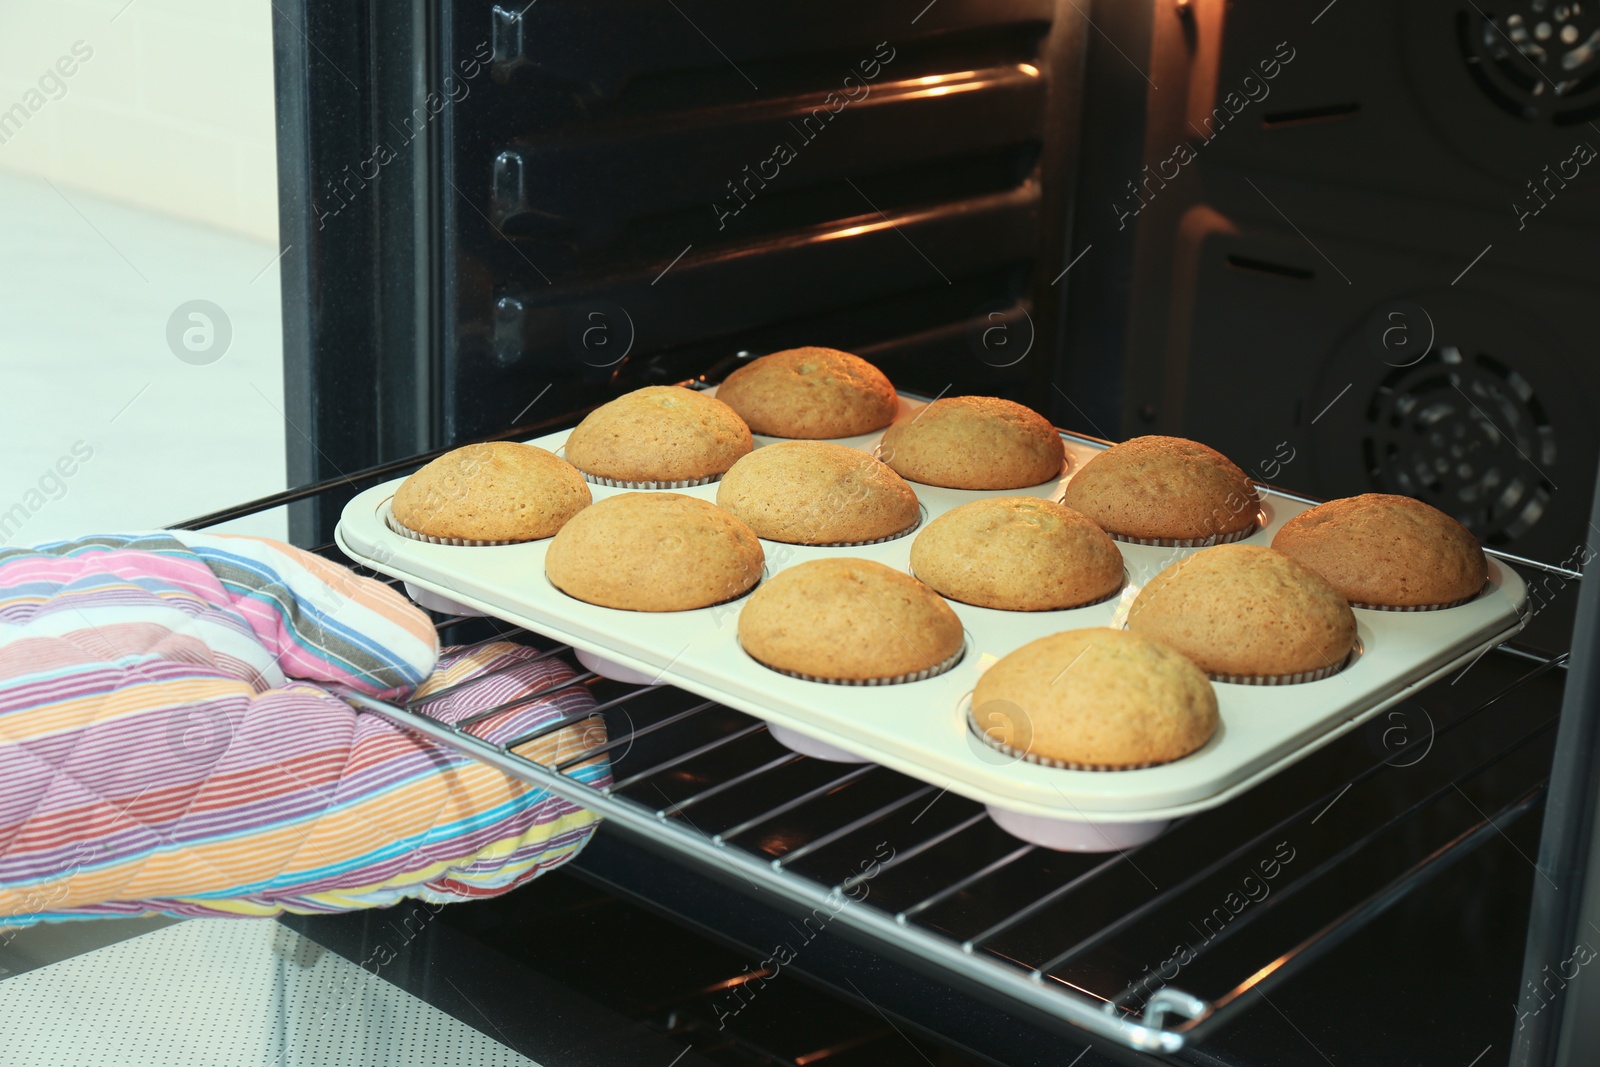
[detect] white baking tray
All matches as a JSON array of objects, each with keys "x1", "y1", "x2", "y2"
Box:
[{"x1": 335, "y1": 394, "x2": 1527, "y2": 839}]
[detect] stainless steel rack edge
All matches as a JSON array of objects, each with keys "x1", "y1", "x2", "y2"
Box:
[{"x1": 335, "y1": 684, "x2": 1193, "y2": 1052}]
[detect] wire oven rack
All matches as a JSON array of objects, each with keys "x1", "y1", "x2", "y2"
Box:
[{"x1": 180, "y1": 439, "x2": 1574, "y2": 1057}]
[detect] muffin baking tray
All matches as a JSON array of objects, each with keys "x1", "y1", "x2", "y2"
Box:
[{"x1": 335, "y1": 393, "x2": 1529, "y2": 851}]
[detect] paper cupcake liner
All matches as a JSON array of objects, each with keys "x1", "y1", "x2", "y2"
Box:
[
  {"x1": 551, "y1": 442, "x2": 725, "y2": 490},
  {"x1": 909, "y1": 567, "x2": 1127, "y2": 612},
  {"x1": 1351, "y1": 586, "x2": 1484, "y2": 612},
  {"x1": 1206, "y1": 650, "x2": 1354, "y2": 686},
  {"x1": 964, "y1": 705, "x2": 1181, "y2": 772},
  {"x1": 794, "y1": 515, "x2": 922, "y2": 549},
  {"x1": 384, "y1": 509, "x2": 527, "y2": 547},
  {"x1": 869, "y1": 448, "x2": 1067, "y2": 489},
  {"x1": 1072, "y1": 574, "x2": 1129, "y2": 609},
  {"x1": 1103, "y1": 521, "x2": 1259, "y2": 549},
  {"x1": 579, "y1": 471, "x2": 721, "y2": 490},
  {"x1": 701, "y1": 576, "x2": 763, "y2": 610},
  {"x1": 755, "y1": 643, "x2": 965, "y2": 687},
  {"x1": 551, "y1": 573, "x2": 762, "y2": 613}
]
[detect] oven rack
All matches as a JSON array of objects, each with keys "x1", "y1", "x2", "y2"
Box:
[
  {"x1": 180, "y1": 452, "x2": 1571, "y2": 1057},
  {"x1": 324, "y1": 619, "x2": 1558, "y2": 1054}
]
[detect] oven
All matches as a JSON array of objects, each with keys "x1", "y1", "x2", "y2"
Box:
[{"x1": 230, "y1": 1, "x2": 1600, "y2": 1063}]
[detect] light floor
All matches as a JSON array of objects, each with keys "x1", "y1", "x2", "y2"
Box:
[
  {"x1": 0, "y1": 169, "x2": 288, "y2": 544},
  {"x1": 0, "y1": 918, "x2": 538, "y2": 1066},
  {"x1": 0, "y1": 166, "x2": 531, "y2": 1063}
]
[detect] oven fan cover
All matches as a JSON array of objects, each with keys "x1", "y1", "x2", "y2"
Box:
[
  {"x1": 1401, "y1": 2, "x2": 1600, "y2": 194},
  {"x1": 1455, "y1": 1, "x2": 1600, "y2": 125},
  {"x1": 1358, "y1": 347, "x2": 1556, "y2": 544},
  {"x1": 1309, "y1": 292, "x2": 1590, "y2": 559}
]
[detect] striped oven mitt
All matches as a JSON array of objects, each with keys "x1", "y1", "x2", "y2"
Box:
[{"x1": 0, "y1": 532, "x2": 608, "y2": 929}]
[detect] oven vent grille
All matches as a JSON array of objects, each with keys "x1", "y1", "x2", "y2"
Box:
[
  {"x1": 1456, "y1": 3, "x2": 1600, "y2": 125},
  {"x1": 1362, "y1": 346, "x2": 1558, "y2": 545}
]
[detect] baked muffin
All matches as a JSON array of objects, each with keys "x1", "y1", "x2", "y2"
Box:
[
  {"x1": 738, "y1": 558, "x2": 964, "y2": 683},
  {"x1": 1272, "y1": 493, "x2": 1488, "y2": 610},
  {"x1": 1062, "y1": 436, "x2": 1259, "y2": 546},
  {"x1": 1127, "y1": 544, "x2": 1357, "y2": 683},
  {"x1": 715, "y1": 347, "x2": 898, "y2": 439},
  {"x1": 910, "y1": 497, "x2": 1123, "y2": 610},
  {"x1": 716, "y1": 441, "x2": 920, "y2": 545},
  {"x1": 971, "y1": 628, "x2": 1217, "y2": 769},
  {"x1": 545, "y1": 493, "x2": 763, "y2": 611},
  {"x1": 563, "y1": 386, "x2": 753, "y2": 487},
  {"x1": 877, "y1": 397, "x2": 1065, "y2": 490},
  {"x1": 390, "y1": 442, "x2": 591, "y2": 544}
]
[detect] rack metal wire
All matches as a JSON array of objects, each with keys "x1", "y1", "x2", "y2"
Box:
[
  {"x1": 329, "y1": 590, "x2": 1565, "y2": 1053},
  {"x1": 189, "y1": 465, "x2": 1572, "y2": 1056}
]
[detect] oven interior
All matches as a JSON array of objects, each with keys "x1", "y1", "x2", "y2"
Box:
[{"x1": 258, "y1": 0, "x2": 1600, "y2": 1063}]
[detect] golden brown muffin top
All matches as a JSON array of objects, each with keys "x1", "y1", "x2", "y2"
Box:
[
  {"x1": 716, "y1": 441, "x2": 919, "y2": 545},
  {"x1": 972, "y1": 628, "x2": 1218, "y2": 768},
  {"x1": 877, "y1": 396, "x2": 1065, "y2": 490},
  {"x1": 738, "y1": 558, "x2": 963, "y2": 680},
  {"x1": 391, "y1": 442, "x2": 591, "y2": 542},
  {"x1": 545, "y1": 493, "x2": 763, "y2": 612},
  {"x1": 564, "y1": 386, "x2": 753, "y2": 484},
  {"x1": 1272, "y1": 493, "x2": 1488, "y2": 607},
  {"x1": 910, "y1": 497, "x2": 1124, "y2": 611},
  {"x1": 1062, "y1": 436, "x2": 1260, "y2": 542},
  {"x1": 715, "y1": 347, "x2": 898, "y2": 439},
  {"x1": 1127, "y1": 544, "x2": 1357, "y2": 679}
]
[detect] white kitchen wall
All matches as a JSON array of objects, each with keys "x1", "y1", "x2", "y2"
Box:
[
  {"x1": 0, "y1": 0, "x2": 280, "y2": 243},
  {"x1": 0, "y1": 1, "x2": 288, "y2": 544}
]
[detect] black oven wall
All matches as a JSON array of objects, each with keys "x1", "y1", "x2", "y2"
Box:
[
  {"x1": 271, "y1": 0, "x2": 1600, "y2": 571},
  {"x1": 1101, "y1": 0, "x2": 1600, "y2": 574}
]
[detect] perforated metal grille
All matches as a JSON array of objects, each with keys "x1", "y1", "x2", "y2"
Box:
[
  {"x1": 1362, "y1": 345, "x2": 1558, "y2": 545},
  {"x1": 1457, "y1": 2, "x2": 1600, "y2": 124}
]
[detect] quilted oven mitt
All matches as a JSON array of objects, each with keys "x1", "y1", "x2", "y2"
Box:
[{"x1": 0, "y1": 532, "x2": 609, "y2": 929}]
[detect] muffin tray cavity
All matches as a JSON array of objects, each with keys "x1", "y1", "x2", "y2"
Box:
[{"x1": 336, "y1": 392, "x2": 1528, "y2": 852}]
